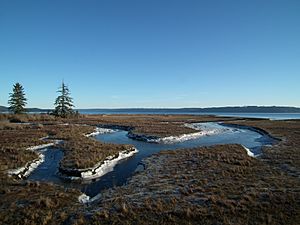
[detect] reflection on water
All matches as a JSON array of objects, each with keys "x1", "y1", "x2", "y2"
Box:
[{"x1": 28, "y1": 123, "x2": 275, "y2": 197}]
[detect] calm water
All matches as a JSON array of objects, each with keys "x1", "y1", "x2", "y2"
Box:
[
  {"x1": 78, "y1": 109, "x2": 300, "y2": 120},
  {"x1": 214, "y1": 113, "x2": 300, "y2": 120},
  {"x1": 28, "y1": 123, "x2": 276, "y2": 198}
]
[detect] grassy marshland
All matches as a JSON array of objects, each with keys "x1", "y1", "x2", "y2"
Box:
[
  {"x1": 0, "y1": 114, "x2": 299, "y2": 224},
  {"x1": 66, "y1": 114, "x2": 237, "y2": 137},
  {"x1": 60, "y1": 135, "x2": 134, "y2": 170},
  {"x1": 83, "y1": 144, "x2": 300, "y2": 225},
  {"x1": 0, "y1": 122, "x2": 48, "y2": 171},
  {"x1": 0, "y1": 177, "x2": 81, "y2": 225},
  {"x1": 222, "y1": 119, "x2": 300, "y2": 177}
]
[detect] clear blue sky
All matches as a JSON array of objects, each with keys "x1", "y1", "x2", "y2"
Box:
[{"x1": 0, "y1": 0, "x2": 299, "y2": 108}]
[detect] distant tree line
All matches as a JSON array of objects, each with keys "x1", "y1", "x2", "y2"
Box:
[{"x1": 6, "y1": 81, "x2": 76, "y2": 118}]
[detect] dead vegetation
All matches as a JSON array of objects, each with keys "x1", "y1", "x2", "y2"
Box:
[
  {"x1": 60, "y1": 135, "x2": 133, "y2": 170},
  {"x1": 66, "y1": 114, "x2": 237, "y2": 137},
  {"x1": 222, "y1": 119, "x2": 300, "y2": 177},
  {"x1": 0, "y1": 114, "x2": 299, "y2": 224},
  {"x1": 0, "y1": 114, "x2": 134, "y2": 171},
  {"x1": 0, "y1": 179, "x2": 81, "y2": 225},
  {"x1": 0, "y1": 123, "x2": 48, "y2": 171},
  {"x1": 85, "y1": 144, "x2": 300, "y2": 225}
]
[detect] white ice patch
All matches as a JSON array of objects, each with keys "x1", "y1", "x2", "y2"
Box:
[
  {"x1": 23, "y1": 153, "x2": 45, "y2": 177},
  {"x1": 78, "y1": 193, "x2": 102, "y2": 204},
  {"x1": 153, "y1": 122, "x2": 232, "y2": 144},
  {"x1": 78, "y1": 193, "x2": 90, "y2": 204},
  {"x1": 85, "y1": 127, "x2": 117, "y2": 137},
  {"x1": 26, "y1": 143, "x2": 55, "y2": 151},
  {"x1": 7, "y1": 139, "x2": 61, "y2": 178},
  {"x1": 157, "y1": 130, "x2": 218, "y2": 144},
  {"x1": 80, "y1": 148, "x2": 138, "y2": 180},
  {"x1": 7, "y1": 152, "x2": 45, "y2": 178},
  {"x1": 59, "y1": 123, "x2": 70, "y2": 126},
  {"x1": 7, "y1": 166, "x2": 26, "y2": 176},
  {"x1": 242, "y1": 145, "x2": 255, "y2": 157},
  {"x1": 185, "y1": 122, "x2": 234, "y2": 133}
]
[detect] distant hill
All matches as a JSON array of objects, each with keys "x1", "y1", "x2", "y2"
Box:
[
  {"x1": 1, "y1": 106, "x2": 300, "y2": 113},
  {"x1": 0, "y1": 106, "x2": 50, "y2": 113},
  {"x1": 79, "y1": 106, "x2": 300, "y2": 114},
  {"x1": 0, "y1": 105, "x2": 7, "y2": 112},
  {"x1": 181, "y1": 106, "x2": 300, "y2": 113}
]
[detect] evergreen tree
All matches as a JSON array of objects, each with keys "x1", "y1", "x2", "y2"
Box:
[
  {"x1": 53, "y1": 82, "x2": 74, "y2": 117},
  {"x1": 8, "y1": 83, "x2": 27, "y2": 114}
]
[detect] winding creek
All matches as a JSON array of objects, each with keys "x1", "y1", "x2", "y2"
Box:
[{"x1": 28, "y1": 122, "x2": 276, "y2": 198}]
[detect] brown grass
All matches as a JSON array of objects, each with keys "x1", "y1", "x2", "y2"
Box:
[
  {"x1": 60, "y1": 134, "x2": 134, "y2": 170},
  {"x1": 222, "y1": 119, "x2": 300, "y2": 177},
  {"x1": 66, "y1": 114, "x2": 237, "y2": 137},
  {"x1": 86, "y1": 144, "x2": 300, "y2": 225},
  {"x1": 0, "y1": 123, "x2": 48, "y2": 170},
  {"x1": 0, "y1": 180, "x2": 81, "y2": 225},
  {"x1": 1, "y1": 114, "x2": 299, "y2": 224}
]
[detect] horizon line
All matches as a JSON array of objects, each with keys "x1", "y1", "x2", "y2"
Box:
[{"x1": 2, "y1": 105, "x2": 300, "y2": 110}]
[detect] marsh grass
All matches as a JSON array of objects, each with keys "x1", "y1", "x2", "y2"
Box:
[
  {"x1": 0, "y1": 123, "x2": 48, "y2": 170},
  {"x1": 0, "y1": 114, "x2": 299, "y2": 224},
  {"x1": 60, "y1": 134, "x2": 133, "y2": 169},
  {"x1": 66, "y1": 114, "x2": 236, "y2": 138},
  {"x1": 0, "y1": 180, "x2": 81, "y2": 225},
  {"x1": 86, "y1": 144, "x2": 300, "y2": 225}
]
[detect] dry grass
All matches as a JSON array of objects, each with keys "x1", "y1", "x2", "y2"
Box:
[
  {"x1": 222, "y1": 119, "x2": 300, "y2": 177},
  {"x1": 60, "y1": 134, "x2": 134, "y2": 169},
  {"x1": 0, "y1": 180, "x2": 81, "y2": 225},
  {"x1": 85, "y1": 144, "x2": 300, "y2": 225},
  {"x1": 0, "y1": 114, "x2": 135, "y2": 173},
  {"x1": 0, "y1": 114, "x2": 299, "y2": 224},
  {"x1": 66, "y1": 114, "x2": 237, "y2": 137},
  {"x1": 0, "y1": 113, "x2": 59, "y2": 123},
  {"x1": 0, "y1": 124, "x2": 48, "y2": 170}
]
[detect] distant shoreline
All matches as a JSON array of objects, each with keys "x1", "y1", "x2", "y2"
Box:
[
  {"x1": 1, "y1": 106, "x2": 300, "y2": 120},
  {"x1": 1, "y1": 106, "x2": 300, "y2": 113}
]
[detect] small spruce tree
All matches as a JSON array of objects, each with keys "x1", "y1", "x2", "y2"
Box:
[
  {"x1": 8, "y1": 83, "x2": 27, "y2": 114},
  {"x1": 53, "y1": 82, "x2": 74, "y2": 117}
]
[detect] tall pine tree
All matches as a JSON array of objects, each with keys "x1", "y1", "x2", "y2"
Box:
[
  {"x1": 53, "y1": 82, "x2": 74, "y2": 117},
  {"x1": 8, "y1": 83, "x2": 27, "y2": 114}
]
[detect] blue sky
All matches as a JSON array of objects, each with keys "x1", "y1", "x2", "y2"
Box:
[{"x1": 0, "y1": 0, "x2": 299, "y2": 108}]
